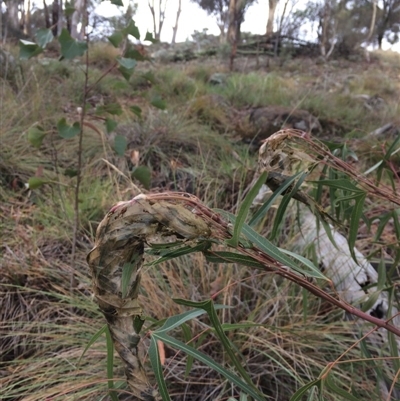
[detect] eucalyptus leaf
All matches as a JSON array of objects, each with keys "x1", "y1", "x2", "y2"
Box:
[
  {"x1": 131, "y1": 166, "x2": 151, "y2": 190},
  {"x1": 114, "y1": 135, "x2": 127, "y2": 156},
  {"x1": 19, "y1": 40, "x2": 43, "y2": 59},
  {"x1": 57, "y1": 118, "x2": 80, "y2": 139},
  {"x1": 58, "y1": 29, "x2": 87, "y2": 59},
  {"x1": 27, "y1": 126, "x2": 46, "y2": 148}
]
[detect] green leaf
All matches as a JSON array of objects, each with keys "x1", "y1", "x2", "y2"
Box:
[
  {"x1": 278, "y1": 248, "x2": 328, "y2": 281},
  {"x1": 313, "y1": 179, "x2": 361, "y2": 193},
  {"x1": 108, "y1": 31, "x2": 124, "y2": 48},
  {"x1": 105, "y1": 327, "x2": 119, "y2": 401},
  {"x1": 27, "y1": 177, "x2": 48, "y2": 189},
  {"x1": 172, "y1": 299, "x2": 260, "y2": 394},
  {"x1": 148, "y1": 337, "x2": 171, "y2": 401},
  {"x1": 270, "y1": 172, "x2": 307, "y2": 240},
  {"x1": 105, "y1": 118, "x2": 118, "y2": 133},
  {"x1": 144, "y1": 31, "x2": 157, "y2": 43},
  {"x1": 148, "y1": 242, "x2": 211, "y2": 266},
  {"x1": 289, "y1": 379, "x2": 321, "y2": 401},
  {"x1": 130, "y1": 105, "x2": 142, "y2": 118},
  {"x1": 117, "y1": 57, "x2": 137, "y2": 69},
  {"x1": 348, "y1": 192, "x2": 366, "y2": 262},
  {"x1": 217, "y1": 210, "x2": 329, "y2": 280},
  {"x1": 204, "y1": 251, "x2": 265, "y2": 269},
  {"x1": 35, "y1": 28, "x2": 53, "y2": 48},
  {"x1": 227, "y1": 172, "x2": 267, "y2": 248},
  {"x1": 114, "y1": 135, "x2": 127, "y2": 156},
  {"x1": 249, "y1": 172, "x2": 302, "y2": 227},
  {"x1": 97, "y1": 102, "x2": 123, "y2": 116},
  {"x1": 110, "y1": 0, "x2": 124, "y2": 5},
  {"x1": 78, "y1": 324, "x2": 107, "y2": 365},
  {"x1": 19, "y1": 40, "x2": 43, "y2": 59},
  {"x1": 123, "y1": 20, "x2": 140, "y2": 40},
  {"x1": 131, "y1": 166, "x2": 151, "y2": 190},
  {"x1": 152, "y1": 332, "x2": 266, "y2": 401},
  {"x1": 150, "y1": 95, "x2": 166, "y2": 110},
  {"x1": 58, "y1": 28, "x2": 87, "y2": 59},
  {"x1": 118, "y1": 65, "x2": 134, "y2": 81},
  {"x1": 27, "y1": 126, "x2": 46, "y2": 148},
  {"x1": 57, "y1": 118, "x2": 80, "y2": 139}
]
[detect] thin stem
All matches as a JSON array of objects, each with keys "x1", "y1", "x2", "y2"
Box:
[{"x1": 70, "y1": 29, "x2": 90, "y2": 291}]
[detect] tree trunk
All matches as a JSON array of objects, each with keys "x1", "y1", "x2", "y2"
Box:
[
  {"x1": 24, "y1": 0, "x2": 31, "y2": 37},
  {"x1": 70, "y1": 0, "x2": 84, "y2": 40},
  {"x1": 57, "y1": 0, "x2": 63, "y2": 36},
  {"x1": 266, "y1": 0, "x2": 279, "y2": 36},
  {"x1": 227, "y1": 0, "x2": 237, "y2": 70},
  {"x1": 171, "y1": 0, "x2": 181, "y2": 45},
  {"x1": 7, "y1": 0, "x2": 20, "y2": 31},
  {"x1": 43, "y1": 0, "x2": 51, "y2": 29},
  {"x1": 52, "y1": 0, "x2": 59, "y2": 36},
  {"x1": 365, "y1": 0, "x2": 377, "y2": 44}
]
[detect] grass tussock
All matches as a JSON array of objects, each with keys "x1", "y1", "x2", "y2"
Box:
[{"x1": 1, "y1": 42, "x2": 400, "y2": 400}]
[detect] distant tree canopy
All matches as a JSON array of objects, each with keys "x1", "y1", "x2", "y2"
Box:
[{"x1": 1, "y1": 0, "x2": 399, "y2": 51}]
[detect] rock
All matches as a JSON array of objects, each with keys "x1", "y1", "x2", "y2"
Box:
[{"x1": 237, "y1": 105, "x2": 322, "y2": 141}]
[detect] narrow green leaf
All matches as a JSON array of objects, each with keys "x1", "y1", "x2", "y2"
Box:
[
  {"x1": 28, "y1": 177, "x2": 48, "y2": 189},
  {"x1": 325, "y1": 373, "x2": 359, "y2": 401},
  {"x1": 249, "y1": 172, "x2": 302, "y2": 227},
  {"x1": 19, "y1": 40, "x2": 43, "y2": 59},
  {"x1": 78, "y1": 324, "x2": 107, "y2": 365},
  {"x1": 105, "y1": 118, "x2": 117, "y2": 133},
  {"x1": 110, "y1": 0, "x2": 124, "y2": 6},
  {"x1": 278, "y1": 248, "x2": 328, "y2": 281},
  {"x1": 58, "y1": 29, "x2": 87, "y2": 59},
  {"x1": 227, "y1": 172, "x2": 267, "y2": 248},
  {"x1": 152, "y1": 332, "x2": 266, "y2": 401},
  {"x1": 360, "y1": 290, "x2": 381, "y2": 313},
  {"x1": 148, "y1": 336, "x2": 171, "y2": 401},
  {"x1": 131, "y1": 166, "x2": 152, "y2": 190},
  {"x1": 27, "y1": 126, "x2": 46, "y2": 148},
  {"x1": 289, "y1": 379, "x2": 321, "y2": 401},
  {"x1": 149, "y1": 242, "x2": 211, "y2": 266},
  {"x1": 204, "y1": 251, "x2": 265, "y2": 269},
  {"x1": 108, "y1": 31, "x2": 124, "y2": 48},
  {"x1": 270, "y1": 172, "x2": 307, "y2": 240},
  {"x1": 348, "y1": 192, "x2": 366, "y2": 262},
  {"x1": 377, "y1": 257, "x2": 387, "y2": 290},
  {"x1": 105, "y1": 327, "x2": 118, "y2": 401},
  {"x1": 387, "y1": 287, "x2": 400, "y2": 372},
  {"x1": 35, "y1": 28, "x2": 53, "y2": 48},
  {"x1": 313, "y1": 179, "x2": 360, "y2": 192},
  {"x1": 130, "y1": 105, "x2": 142, "y2": 118},
  {"x1": 57, "y1": 118, "x2": 80, "y2": 139},
  {"x1": 123, "y1": 20, "x2": 140, "y2": 39},
  {"x1": 114, "y1": 135, "x2": 127, "y2": 156},
  {"x1": 151, "y1": 95, "x2": 166, "y2": 110},
  {"x1": 172, "y1": 299, "x2": 259, "y2": 393},
  {"x1": 218, "y1": 210, "x2": 327, "y2": 279},
  {"x1": 181, "y1": 323, "x2": 195, "y2": 377},
  {"x1": 144, "y1": 31, "x2": 157, "y2": 43}
]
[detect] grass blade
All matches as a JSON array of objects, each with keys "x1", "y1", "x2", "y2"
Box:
[{"x1": 105, "y1": 327, "x2": 118, "y2": 401}]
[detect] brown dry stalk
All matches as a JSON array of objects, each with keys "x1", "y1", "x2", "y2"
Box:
[{"x1": 87, "y1": 191, "x2": 400, "y2": 400}]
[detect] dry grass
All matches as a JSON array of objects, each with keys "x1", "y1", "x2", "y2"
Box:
[{"x1": 1, "y1": 45, "x2": 400, "y2": 400}]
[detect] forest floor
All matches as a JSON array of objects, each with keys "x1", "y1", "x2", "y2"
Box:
[{"x1": 1, "y1": 42, "x2": 400, "y2": 401}]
